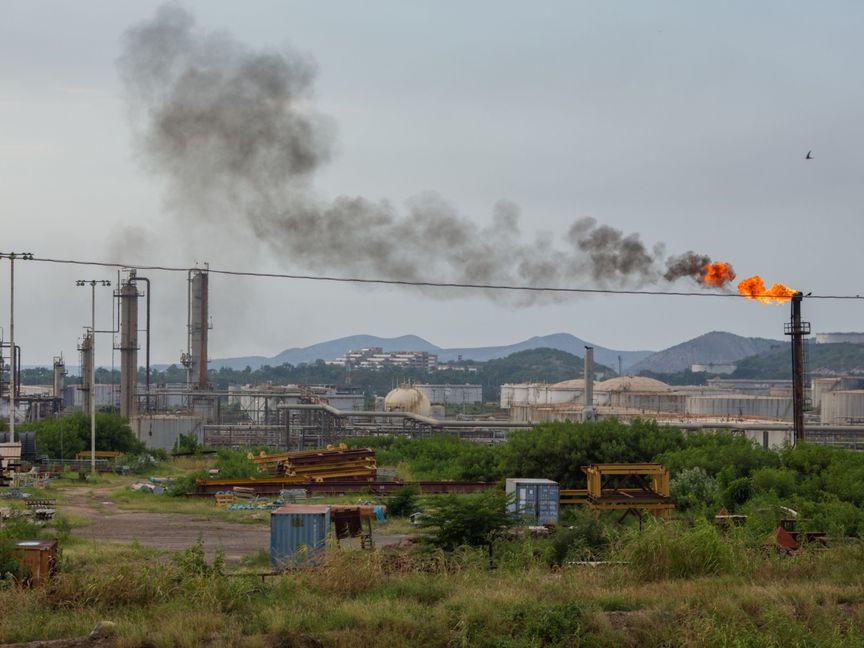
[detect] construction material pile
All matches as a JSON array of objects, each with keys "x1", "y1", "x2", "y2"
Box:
[{"x1": 249, "y1": 445, "x2": 377, "y2": 483}]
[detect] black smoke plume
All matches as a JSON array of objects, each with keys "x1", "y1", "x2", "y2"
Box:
[{"x1": 118, "y1": 5, "x2": 727, "y2": 301}]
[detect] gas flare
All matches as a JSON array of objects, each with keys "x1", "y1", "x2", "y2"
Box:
[
  {"x1": 701, "y1": 261, "x2": 736, "y2": 288},
  {"x1": 737, "y1": 275, "x2": 797, "y2": 304}
]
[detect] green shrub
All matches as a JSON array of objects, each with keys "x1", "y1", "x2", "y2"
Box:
[
  {"x1": 670, "y1": 466, "x2": 719, "y2": 511},
  {"x1": 387, "y1": 485, "x2": 419, "y2": 517},
  {"x1": 722, "y1": 477, "x2": 753, "y2": 511},
  {"x1": 173, "y1": 432, "x2": 201, "y2": 455},
  {"x1": 750, "y1": 467, "x2": 798, "y2": 498},
  {"x1": 419, "y1": 490, "x2": 516, "y2": 554},
  {"x1": 0, "y1": 536, "x2": 22, "y2": 579}
]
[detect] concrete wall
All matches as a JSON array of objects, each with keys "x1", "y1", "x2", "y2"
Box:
[{"x1": 130, "y1": 414, "x2": 202, "y2": 451}]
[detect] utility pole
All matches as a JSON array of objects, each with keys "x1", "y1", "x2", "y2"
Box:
[
  {"x1": 9, "y1": 254, "x2": 14, "y2": 443},
  {"x1": 76, "y1": 279, "x2": 111, "y2": 473},
  {"x1": 1, "y1": 252, "x2": 33, "y2": 442}
]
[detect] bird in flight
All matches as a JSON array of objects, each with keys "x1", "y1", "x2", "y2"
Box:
[{"x1": 805, "y1": 150, "x2": 813, "y2": 160}]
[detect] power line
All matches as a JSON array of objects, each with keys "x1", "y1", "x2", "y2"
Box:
[{"x1": 10, "y1": 253, "x2": 864, "y2": 300}]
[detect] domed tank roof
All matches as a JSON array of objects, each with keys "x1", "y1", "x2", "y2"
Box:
[
  {"x1": 384, "y1": 385, "x2": 432, "y2": 416},
  {"x1": 551, "y1": 378, "x2": 585, "y2": 389},
  {"x1": 595, "y1": 376, "x2": 671, "y2": 393}
]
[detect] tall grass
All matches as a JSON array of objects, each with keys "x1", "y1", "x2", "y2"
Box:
[
  {"x1": 617, "y1": 519, "x2": 748, "y2": 580},
  {"x1": 2, "y1": 537, "x2": 864, "y2": 646}
]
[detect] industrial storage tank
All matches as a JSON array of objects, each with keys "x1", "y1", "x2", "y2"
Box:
[
  {"x1": 511, "y1": 384, "x2": 529, "y2": 404},
  {"x1": 821, "y1": 390, "x2": 864, "y2": 425},
  {"x1": 685, "y1": 395, "x2": 793, "y2": 419},
  {"x1": 384, "y1": 385, "x2": 432, "y2": 417},
  {"x1": 596, "y1": 376, "x2": 671, "y2": 393},
  {"x1": 549, "y1": 379, "x2": 584, "y2": 404},
  {"x1": 811, "y1": 378, "x2": 842, "y2": 411}
]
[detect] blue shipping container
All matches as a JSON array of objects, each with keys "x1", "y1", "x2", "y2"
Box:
[
  {"x1": 505, "y1": 478, "x2": 560, "y2": 525},
  {"x1": 270, "y1": 505, "x2": 331, "y2": 569}
]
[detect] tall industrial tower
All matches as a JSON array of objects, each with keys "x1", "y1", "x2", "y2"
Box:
[
  {"x1": 117, "y1": 271, "x2": 141, "y2": 418},
  {"x1": 78, "y1": 331, "x2": 93, "y2": 414},
  {"x1": 183, "y1": 268, "x2": 210, "y2": 391}
]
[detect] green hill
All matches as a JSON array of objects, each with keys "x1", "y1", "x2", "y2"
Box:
[{"x1": 732, "y1": 343, "x2": 864, "y2": 379}]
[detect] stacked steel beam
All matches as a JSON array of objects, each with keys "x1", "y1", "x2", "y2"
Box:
[{"x1": 249, "y1": 445, "x2": 377, "y2": 483}]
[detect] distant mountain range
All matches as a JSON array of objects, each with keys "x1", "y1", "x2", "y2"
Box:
[
  {"x1": 209, "y1": 333, "x2": 655, "y2": 372},
  {"x1": 627, "y1": 331, "x2": 783, "y2": 375}
]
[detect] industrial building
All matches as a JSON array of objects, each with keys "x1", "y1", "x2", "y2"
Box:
[
  {"x1": 414, "y1": 384, "x2": 482, "y2": 405},
  {"x1": 814, "y1": 332, "x2": 864, "y2": 345},
  {"x1": 328, "y1": 348, "x2": 438, "y2": 371}
]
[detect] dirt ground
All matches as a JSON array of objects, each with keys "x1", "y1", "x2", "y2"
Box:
[{"x1": 58, "y1": 486, "x2": 410, "y2": 564}]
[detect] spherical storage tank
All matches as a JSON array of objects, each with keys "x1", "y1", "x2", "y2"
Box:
[{"x1": 384, "y1": 385, "x2": 432, "y2": 417}]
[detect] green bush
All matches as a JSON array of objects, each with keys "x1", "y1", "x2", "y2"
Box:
[
  {"x1": 722, "y1": 477, "x2": 753, "y2": 511},
  {"x1": 499, "y1": 418, "x2": 684, "y2": 487},
  {"x1": 173, "y1": 432, "x2": 201, "y2": 455},
  {"x1": 670, "y1": 466, "x2": 719, "y2": 511},
  {"x1": 0, "y1": 536, "x2": 22, "y2": 579},
  {"x1": 387, "y1": 485, "x2": 419, "y2": 517},
  {"x1": 419, "y1": 490, "x2": 516, "y2": 554},
  {"x1": 24, "y1": 412, "x2": 144, "y2": 459}
]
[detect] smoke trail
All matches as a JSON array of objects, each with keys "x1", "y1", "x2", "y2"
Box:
[{"x1": 118, "y1": 5, "x2": 730, "y2": 301}]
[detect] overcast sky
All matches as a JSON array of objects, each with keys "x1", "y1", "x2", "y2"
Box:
[{"x1": 2, "y1": 1, "x2": 863, "y2": 366}]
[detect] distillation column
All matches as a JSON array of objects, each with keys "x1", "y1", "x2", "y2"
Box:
[
  {"x1": 79, "y1": 332, "x2": 93, "y2": 414},
  {"x1": 52, "y1": 355, "x2": 66, "y2": 412},
  {"x1": 118, "y1": 272, "x2": 140, "y2": 418},
  {"x1": 186, "y1": 269, "x2": 210, "y2": 390}
]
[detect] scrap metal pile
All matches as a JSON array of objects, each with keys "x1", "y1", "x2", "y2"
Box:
[{"x1": 250, "y1": 445, "x2": 378, "y2": 483}]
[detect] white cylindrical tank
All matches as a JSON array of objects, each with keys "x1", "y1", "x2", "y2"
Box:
[
  {"x1": 821, "y1": 390, "x2": 864, "y2": 425},
  {"x1": 811, "y1": 377, "x2": 842, "y2": 411},
  {"x1": 548, "y1": 387, "x2": 579, "y2": 404},
  {"x1": 500, "y1": 385, "x2": 515, "y2": 408},
  {"x1": 685, "y1": 395, "x2": 793, "y2": 419},
  {"x1": 384, "y1": 386, "x2": 432, "y2": 417},
  {"x1": 512, "y1": 385, "x2": 529, "y2": 404}
]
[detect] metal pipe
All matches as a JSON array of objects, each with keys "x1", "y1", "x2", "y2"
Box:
[
  {"x1": 278, "y1": 402, "x2": 533, "y2": 428},
  {"x1": 15, "y1": 345, "x2": 21, "y2": 399}
]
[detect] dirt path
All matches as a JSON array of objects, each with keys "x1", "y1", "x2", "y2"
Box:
[
  {"x1": 62, "y1": 489, "x2": 269, "y2": 564},
  {"x1": 57, "y1": 485, "x2": 412, "y2": 564}
]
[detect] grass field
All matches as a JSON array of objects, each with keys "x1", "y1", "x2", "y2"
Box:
[
  {"x1": 1, "y1": 533, "x2": 863, "y2": 647},
  {"x1": 4, "y1": 443, "x2": 864, "y2": 647}
]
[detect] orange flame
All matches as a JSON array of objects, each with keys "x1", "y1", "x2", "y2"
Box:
[
  {"x1": 702, "y1": 262, "x2": 736, "y2": 288},
  {"x1": 737, "y1": 275, "x2": 797, "y2": 304}
]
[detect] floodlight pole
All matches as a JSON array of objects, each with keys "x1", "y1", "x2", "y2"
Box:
[
  {"x1": 9, "y1": 254, "x2": 14, "y2": 443},
  {"x1": 77, "y1": 279, "x2": 110, "y2": 473},
  {"x1": 1, "y1": 253, "x2": 32, "y2": 442}
]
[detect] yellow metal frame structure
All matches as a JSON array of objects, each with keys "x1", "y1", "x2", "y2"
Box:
[{"x1": 561, "y1": 463, "x2": 674, "y2": 520}]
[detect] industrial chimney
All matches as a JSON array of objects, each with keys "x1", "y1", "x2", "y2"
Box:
[
  {"x1": 582, "y1": 346, "x2": 596, "y2": 422},
  {"x1": 118, "y1": 271, "x2": 140, "y2": 418},
  {"x1": 78, "y1": 331, "x2": 93, "y2": 414},
  {"x1": 185, "y1": 268, "x2": 210, "y2": 390}
]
